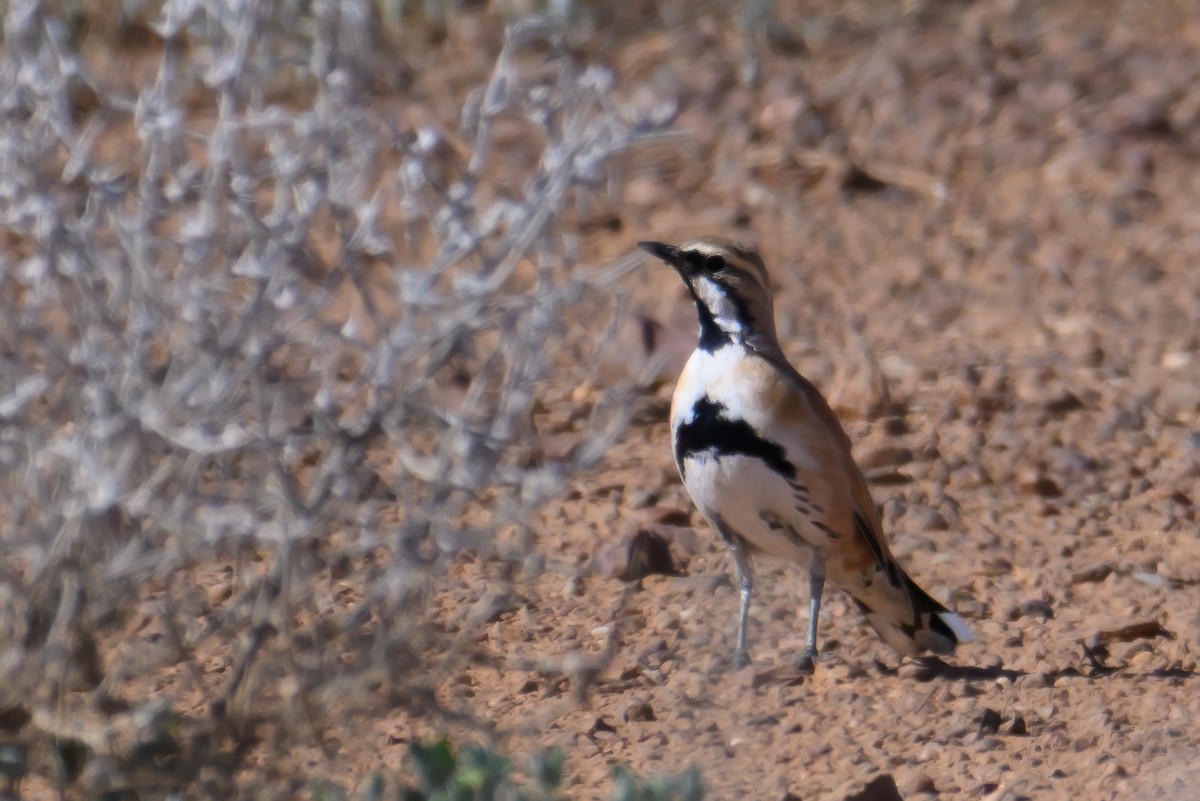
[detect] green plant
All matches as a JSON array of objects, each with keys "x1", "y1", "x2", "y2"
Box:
[
  {"x1": 401, "y1": 739, "x2": 563, "y2": 801},
  {"x1": 608, "y1": 764, "x2": 704, "y2": 801},
  {"x1": 398, "y1": 740, "x2": 703, "y2": 801}
]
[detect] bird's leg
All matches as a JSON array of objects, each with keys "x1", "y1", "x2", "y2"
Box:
[
  {"x1": 797, "y1": 555, "x2": 826, "y2": 674},
  {"x1": 727, "y1": 542, "x2": 754, "y2": 669}
]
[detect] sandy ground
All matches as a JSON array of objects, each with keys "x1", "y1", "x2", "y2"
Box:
[
  {"x1": 12, "y1": 2, "x2": 1200, "y2": 800},
  {"x1": 398, "y1": 4, "x2": 1200, "y2": 799}
]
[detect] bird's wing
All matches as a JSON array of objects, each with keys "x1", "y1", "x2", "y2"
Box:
[
  {"x1": 751, "y1": 344, "x2": 967, "y2": 655},
  {"x1": 749, "y1": 342, "x2": 853, "y2": 450},
  {"x1": 751, "y1": 347, "x2": 909, "y2": 595}
]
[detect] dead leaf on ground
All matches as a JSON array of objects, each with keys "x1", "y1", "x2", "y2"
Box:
[
  {"x1": 1089, "y1": 620, "x2": 1175, "y2": 647},
  {"x1": 1082, "y1": 620, "x2": 1175, "y2": 671}
]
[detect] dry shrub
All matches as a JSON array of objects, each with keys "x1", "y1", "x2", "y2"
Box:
[{"x1": 0, "y1": 1, "x2": 677, "y2": 795}]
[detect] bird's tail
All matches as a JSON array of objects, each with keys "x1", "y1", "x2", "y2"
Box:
[{"x1": 853, "y1": 573, "x2": 971, "y2": 657}]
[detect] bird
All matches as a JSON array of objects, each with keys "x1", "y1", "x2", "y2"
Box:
[{"x1": 637, "y1": 236, "x2": 970, "y2": 672}]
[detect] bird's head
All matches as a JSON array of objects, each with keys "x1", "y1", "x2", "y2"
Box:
[{"x1": 638, "y1": 236, "x2": 778, "y2": 352}]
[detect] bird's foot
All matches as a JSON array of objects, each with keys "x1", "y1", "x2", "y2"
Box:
[
  {"x1": 795, "y1": 647, "x2": 818, "y2": 675},
  {"x1": 733, "y1": 648, "x2": 751, "y2": 670}
]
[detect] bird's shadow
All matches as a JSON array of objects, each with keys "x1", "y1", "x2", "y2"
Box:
[{"x1": 882, "y1": 655, "x2": 1199, "y2": 683}]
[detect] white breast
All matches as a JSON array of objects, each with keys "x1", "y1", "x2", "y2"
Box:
[
  {"x1": 671, "y1": 345, "x2": 752, "y2": 428},
  {"x1": 671, "y1": 345, "x2": 826, "y2": 562}
]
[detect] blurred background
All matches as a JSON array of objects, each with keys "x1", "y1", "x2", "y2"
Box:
[{"x1": 2, "y1": 1, "x2": 1199, "y2": 799}]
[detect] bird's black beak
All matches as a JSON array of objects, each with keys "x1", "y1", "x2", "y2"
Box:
[{"x1": 637, "y1": 240, "x2": 681, "y2": 267}]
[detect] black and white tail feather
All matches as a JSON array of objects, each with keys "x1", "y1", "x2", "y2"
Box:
[{"x1": 854, "y1": 573, "x2": 972, "y2": 658}]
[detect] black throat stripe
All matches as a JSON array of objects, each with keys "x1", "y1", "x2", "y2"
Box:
[
  {"x1": 691, "y1": 289, "x2": 730, "y2": 352},
  {"x1": 685, "y1": 279, "x2": 754, "y2": 353},
  {"x1": 675, "y1": 396, "x2": 796, "y2": 480}
]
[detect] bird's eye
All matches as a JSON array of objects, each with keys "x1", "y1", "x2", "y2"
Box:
[{"x1": 683, "y1": 251, "x2": 725, "y2": 275}]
